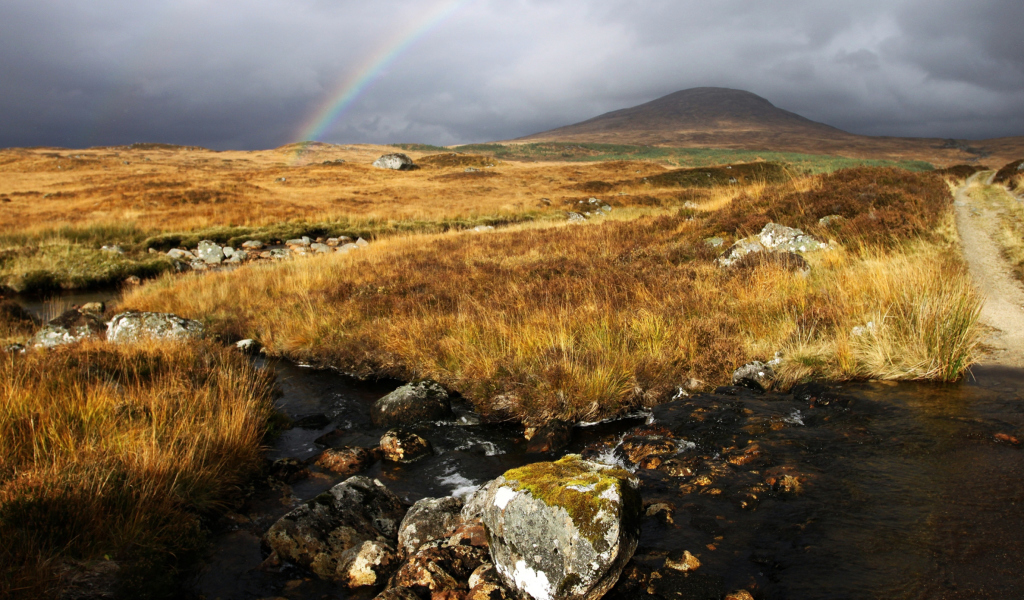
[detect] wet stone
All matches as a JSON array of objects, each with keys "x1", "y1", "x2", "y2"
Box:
[
  {"x1": 262, "y1": 476, "x2": 405, "y2": 584},
  {"x1": 391, "y1": 540, "x2": 488, "y2": 594},
  {"x1": 106, "y1": 311, "x2": 204, "y2": 343},
  {"x1": 314, "y1": 446, "x2": 380, "y2": 477},
  {"x1": 292, "y1": 413, "x2": 332, "y2": 429},
  {"x1": 398, "y1": 496, "x2": 465, "y2": 556},
  {"x1": 381, "y1": 429, "x2": 434, "y2": 463},
  {"x1": 525, "y1": 420, "x2": 573, "y2": 454},
  {"x1": 267, "y1": 457, "x2": 310, "y2": 484},
  {"x1": 372, "y1": 380, "x2": 453, "y2": 428},
  {"x1": 374, "y1": 586, "x2": 422, "y2": 600}
]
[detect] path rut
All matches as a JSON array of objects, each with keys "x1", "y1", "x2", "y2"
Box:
[{"x1": 954, "y1": 172, "x2": 1024, "y2": 367}]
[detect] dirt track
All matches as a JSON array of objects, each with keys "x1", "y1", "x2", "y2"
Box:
[{"x1": 954, "y1": 172, "x2": 1024, "y2": 367}]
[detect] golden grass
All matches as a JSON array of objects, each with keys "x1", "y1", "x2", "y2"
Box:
[
  {"x1": 0, "y1": 145, "x2": 678, "y2": 237},
  {"x1": 119, "y1": 171, "x2": 982, "y2": 422},
  {"x1": 0, "y1": 341, "x2": 276, "y2": 599}
]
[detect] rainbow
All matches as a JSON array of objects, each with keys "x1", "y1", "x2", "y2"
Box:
[{"x1": 290, "y1": 0, "x2": 473, "y2": 160}]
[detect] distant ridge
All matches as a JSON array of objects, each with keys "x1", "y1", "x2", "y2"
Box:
[{"x1": 517, "y1": 87, "x2": 1024, "y2": 166}]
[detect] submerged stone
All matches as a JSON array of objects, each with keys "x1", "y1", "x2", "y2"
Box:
[{"x1": 481, "y1": 455, "x2": 642, "y2": 600}]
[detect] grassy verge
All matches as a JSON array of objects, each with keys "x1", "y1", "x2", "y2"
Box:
[
  {"x1": 0, "y1": 341, "x2": 276, "y2": 599},
  {"x1": 119, "y1": 167, "x2": 980, "y2": 424},
  {"x1": 448, "y1": 142, "x2": 935, "y2": 173}
]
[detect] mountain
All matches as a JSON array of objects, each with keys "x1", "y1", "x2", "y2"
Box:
[{"x1": 517, "y1": 87, "x2": 1022, "y2": 166}]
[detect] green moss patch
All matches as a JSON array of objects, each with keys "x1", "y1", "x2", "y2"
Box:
[{"x1": 502, "y1": 455, "x2": 634, "y2": 547}]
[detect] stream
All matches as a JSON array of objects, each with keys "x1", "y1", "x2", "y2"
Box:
[{"x1": 193, "y1": 360, "x2": 1024, "y2": 600}]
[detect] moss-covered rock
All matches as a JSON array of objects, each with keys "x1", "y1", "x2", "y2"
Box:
[{"x1": 481, "y1": 455, "x2": 641, "y2": 600}]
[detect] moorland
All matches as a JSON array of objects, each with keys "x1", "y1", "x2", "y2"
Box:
[{"x1": 1, "y1": 131, "x2": 1016, "y2": 598}]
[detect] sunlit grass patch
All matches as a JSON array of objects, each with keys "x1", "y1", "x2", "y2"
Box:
[{"x1": 0, "y1": 341, "x2": 276, "y2": 599}]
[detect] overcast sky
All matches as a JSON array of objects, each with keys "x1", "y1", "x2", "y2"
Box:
[{"x1": 1, "y1": 0, "x2": 1021, "y2": 149}]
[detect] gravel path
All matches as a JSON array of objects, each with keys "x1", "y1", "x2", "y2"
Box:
[{"x1": 954, "y1": 172, "x2": 1024, "y2": 367}]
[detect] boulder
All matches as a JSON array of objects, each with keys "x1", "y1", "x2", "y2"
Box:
[
  {"x1": 717, "y1": 222, "x2": 829, "y2": 268},
  {"x1": 196, "y1": 240, "x2": 225, "y2": 264},
  {"x1": 481, "y1": 455, "x2": 642, "y2": 600},
  {"x1": 30, "y1": 309, "x2": 106, "y2": 348},
  {"x1": 372, "y1": 381, "x2": 453, "y2": 428},
  {"x1": 262, "y1": 476, "x2": 405, "y2": 584},
  {"x1": 166, "y1": 248, "x2": 195, "y2": 260},
  {"x1": 241, "y1": 240, "x2": 264, "y2": 250},
  {"x1": 311, "y1": 243, "x2": 332, "y2": 254},
  {"x1": 315, "y1": 446, "x2": 381, "y2": 476},
  {"x1": 373, "y1": 153, "x2": 415, "y2": 171},
  {"x1": 235, "y1": 338, "x2": 261, "y2": 354},
  {"x1": 100, "y1": 244, "x2": 124, "y2": 254},
  {"x1": 106, "y1": 311, "x2": 204, "y2": 343},
  {"x1": 398, "y1": 496, "x2": 465, "y2": 556},
  {"x1": 732, "y1": 361, "x2": 774, "y2": 391},
  {"x1": 356, "y1": 237, "x2": 370, "y2": 248},
  {"x1": 380, "y1": 429, "x2": 433, "y2": 463}
]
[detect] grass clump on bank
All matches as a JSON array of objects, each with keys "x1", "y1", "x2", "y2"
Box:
[
  {"x1": 0, "y1": 341, "x2": 276, "y2": 599},
  {"x1": 119, "y1": 167, "x2": 981, "y2": 424}
]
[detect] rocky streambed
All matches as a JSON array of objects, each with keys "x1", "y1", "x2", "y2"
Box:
[{"x1": 194, "y1": 359, "x2": 1024, "y2": 600}]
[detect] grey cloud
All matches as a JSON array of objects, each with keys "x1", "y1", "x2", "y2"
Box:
[{"x1": 0, "y1": 0, "x2": 1021, "y2": 149}]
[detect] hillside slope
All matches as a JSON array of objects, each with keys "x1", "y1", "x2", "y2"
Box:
[{"x1": 518, "y1": 87, "x2": 1023, "y2": 166}]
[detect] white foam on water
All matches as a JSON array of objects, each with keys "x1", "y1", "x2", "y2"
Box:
[
  {"x1": 438, "y1": 471, "x2": 479, "y2": 499},
  {"x1": 784, "y1": 409, "x2": 805, "y2": 426}
]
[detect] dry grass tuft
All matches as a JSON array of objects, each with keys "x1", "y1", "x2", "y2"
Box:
[{"x1": 0, "y1": 341, "x2": 276, "y2": 599}]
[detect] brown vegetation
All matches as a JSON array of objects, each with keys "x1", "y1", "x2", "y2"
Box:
[
  {"x1": 119, "y1": 168, "x2": 980, "y2": 424},
  {"x1": 0, "y1": 341, "x2": 276, "y2": 598}
]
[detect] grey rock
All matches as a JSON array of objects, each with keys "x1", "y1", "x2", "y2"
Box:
[
  {"x1": 285, "y1": 237, "x2": 311, "y2": 247},
  {"x1": 732, "y1": 361, "x2": 775, "y2": 391},
  {"x1": 222, "y1": 246, "x2": 235, "y2": 258},
  {"x1": 270, "y1": 249, "x2": 291, "y2": 260},
  {"x1": 705, "y1": 236, "x2": 725, "y2": 248},
  {"x1": 107, "y1": 311, "x2": 204, "y2": 343},
  {"x1": 373, "y1": 153, "x2": 415, "y2": 171},
  {"x1": 236, "y1": 338, "x2": 260, "y2": 354},
  {"x1": 397, "y1": 496, "x2": 465, "y2": 556},
  {"x1": 100, "y1": 244, "x2": 124, "y2": 254},
  {"x1": 356, "y1": 237, "x2": 369, "y2": 248},
  {"x1": 817, "y1": 214, "x2": 845, "y2": 227},
  {"x1": 717, "y1": 222, "x2": 829, "y2": 268},
  {"x1": 263, "y1": 476, "x2": 405, "y2": 584},
  {"x1": 167, "y1": 248, "x2": 195, "y2": 260},
  {"x1": 481, "y1": 455, "x2": 641, "y2": 600},
  {"x1": 241, "y1": 240, "x2": 264, "y2": 250},
  {"x1": 196, "y1": 240, "x2": 224, "y2": 264},
  {"x1": 372, "y1": 381, "x2": 452, "y2": 428},
  {"x1": 567, "y1": 212, "x2": 587, "y2": 223},
  {"x1": 311, "y1": 243, "x2": 332, "y2": 254},
  {"x1": 338, "y1": 243, "x2": 359, "y2": 253},
  {"x1": 462, "y1": 479, "x2": 499, "y2": 522},
  {"x1": 30, "y1": 309, "x2": 106, "y2": 348},
  {"x1": 79, "y1": 302, "x2": 105, "y2": 314}
]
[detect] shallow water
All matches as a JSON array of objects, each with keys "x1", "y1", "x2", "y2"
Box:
[
  {"x1": 190, "y1": 361, "x2": 1024, "y2": 600},
  {"x1": 15, "y1": 288, "x2": 121, "y2": 320}
]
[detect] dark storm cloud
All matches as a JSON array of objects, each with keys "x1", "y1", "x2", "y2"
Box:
[{"x1": 1, "y1": 0, "x2": 1021, "y2": 149}]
